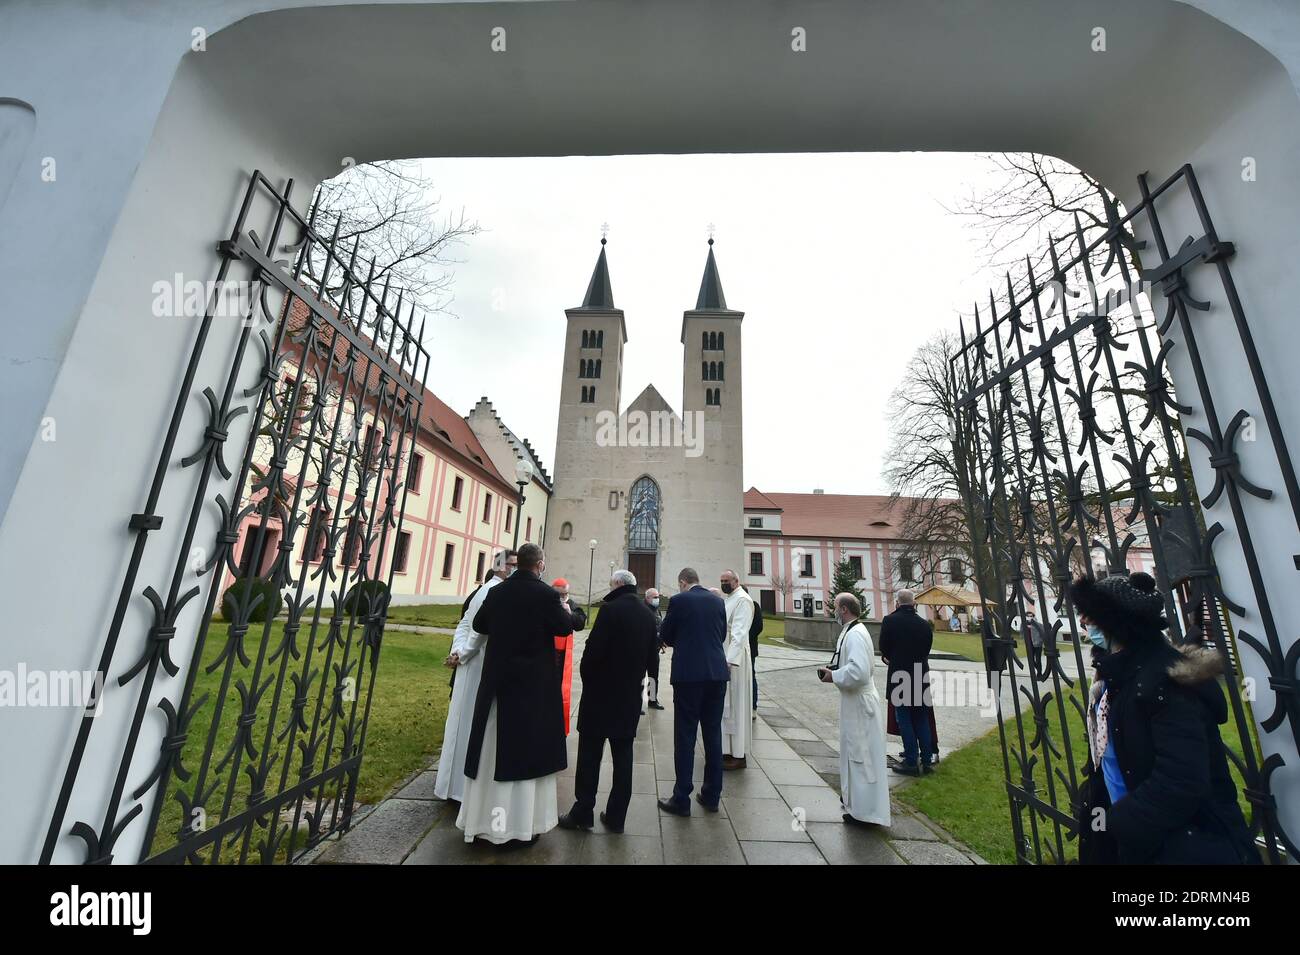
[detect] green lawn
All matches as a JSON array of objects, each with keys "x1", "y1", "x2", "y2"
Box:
[
  {"x1": 384, "y1": 602, "x2": 465, "y2": 629},
  {"x1": 150, "y1": 621, "x2": 450, "y2": 862},
  {"x1": 929, "y1": 629, "x2": 984, "y2": 662},
  {"x1": 896, "y1": 679, "x2": 1257, "y2": 865}
]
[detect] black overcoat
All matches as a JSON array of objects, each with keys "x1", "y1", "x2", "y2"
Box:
[
  {"x1": 878, "y1": 604, "x2": 933, "y2": 707},
  {"x1": 576, "y1": 584, "x2": 659, "y2": 739},
  {"x1": 1091, "y1": 641, "x2": 1257, "y2": 864},
  {"x1": 464, "y1": 571, "x2": 580, "y2": 781}
]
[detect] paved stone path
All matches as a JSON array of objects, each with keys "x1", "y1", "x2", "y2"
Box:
[{"x1": 313, "y1": 633, "x2": 997, "y2": 865}]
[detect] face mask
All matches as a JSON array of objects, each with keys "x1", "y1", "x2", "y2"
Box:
[
  {"x1": 1087, "y1": 624, "x2": 1107, "y2": 650},
  {"x1": 649, "y1": 598, "x2": 660, "y2": 608},
  {"x1": 720, "y1": 582, "x2": 734, "y2": 594}
]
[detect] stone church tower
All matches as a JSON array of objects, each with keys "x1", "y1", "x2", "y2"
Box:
[{"x1": 545, "y1": 239, "x2": 744, "y2": 600}]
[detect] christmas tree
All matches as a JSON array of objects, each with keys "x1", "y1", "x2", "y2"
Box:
[{"x1": 826, "y1": 556, "x2": 869, "y2": 618}]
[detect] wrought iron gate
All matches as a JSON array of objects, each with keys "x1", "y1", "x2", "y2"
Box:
[
  {"x1": 41, "y1": 171, "x2": 428, "y2": 864},
  {"x1": 951, "y1": 164, "x2": 1297, "y2": 864}
]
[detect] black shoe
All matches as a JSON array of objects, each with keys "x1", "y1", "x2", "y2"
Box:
[
  {"x1": 557, "y1": 811, "x2": 592, "y2": 831},
  {"x1": 657, "y1": 797, "x2": 690, "y2": 817},
  {"x1": 842, "y1": 813, "x2": 874, "y2": 827},
  {"x1": 599, "y1": 811, "x2": 624, "y2": 833},
  {"x1": 891, "y1": 762, "x2": 924, "y2": 777},
  {"x1": 695, "y1": 793, "x2": 720, "y2": 813},
  {"x1": 649, "y1": 700, "x2": 665, "y2": 710}
]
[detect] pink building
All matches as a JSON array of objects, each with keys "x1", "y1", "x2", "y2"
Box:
[{"x1": 742, "y1": 487, "x2": 1155, "y2": 623}]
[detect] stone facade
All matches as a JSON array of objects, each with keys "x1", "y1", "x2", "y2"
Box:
[{"x1": 545, "y1": 241, "x2": 744, "y2": 600}]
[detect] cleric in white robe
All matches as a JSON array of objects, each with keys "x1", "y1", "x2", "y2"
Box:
[
  {"x1": 720, "y1": 570, "x2": 754, "y2": 769},
  {"x1": 433, "y1": 551, "x2": 511, "y2": 802},
  {"x1": 819, "y1": 593, "x2": 890, "y2": 826}
]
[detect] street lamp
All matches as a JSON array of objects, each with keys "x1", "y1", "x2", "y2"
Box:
[
  {"x1": 587, "y1": 539, "x2": 597, "y2": 613},
  {"x1": 512, "y1": 458, "x2": 533, "y2": 550}
]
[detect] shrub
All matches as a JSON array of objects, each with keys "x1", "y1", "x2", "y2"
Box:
[
  {"x1": 343, "y1": 579, "x2": 390, "y2": 618},
  {"x1": 221, "y1": 577, "x2": 284, "y2": 623}
]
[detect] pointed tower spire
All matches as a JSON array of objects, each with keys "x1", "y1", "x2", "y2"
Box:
[
  {"x1": 695, "y1": 237, "x2": 728, "y2": 310},
  {"x1": 579, "y1": 236, "x2": 615, "y2": 309}
]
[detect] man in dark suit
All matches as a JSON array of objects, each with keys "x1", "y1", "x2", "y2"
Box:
[
  {"x1": 879, "y1": 588, "x2": 935, "y2": 777},
  {"x1": 656, "y1": 567, "x2": 730, "y2": 816},
  {"x1": 459, "y1": 543, "x2": 582, "y2": 844},
  {"x1": 558, "y1": 569, "x2": 659, "y2": 833}
]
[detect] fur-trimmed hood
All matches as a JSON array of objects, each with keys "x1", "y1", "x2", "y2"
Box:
[
  {"x1": 1097, "y1": 640, "x2": 1230, "y2": 725},
  {"x1": 1168, "y1": 643, "x2": 1226, "y2": 687}
]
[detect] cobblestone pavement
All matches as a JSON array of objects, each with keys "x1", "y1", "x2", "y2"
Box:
[{"x1": 312, "y1": 635, "x2": 993, "y2": 865}]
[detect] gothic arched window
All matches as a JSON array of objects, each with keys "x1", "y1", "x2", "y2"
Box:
[
  {"x1": 581, "y1": 330, "x2": 589, "y2": 348},
  {"x1": 559, "y1": 521, "x2": 573, "y2": 540},
  {"x1": 627, "y1": 476, "x2": 661, "y2": 552},
  {"x1": 702, "y1": 331, "x2": 709, "y2": 350},
  {"x1": 717, "y1": 361, "x2": 724, "y2": 381},
  {"x1": 594, "y1": 358, "x2": 602, "y2": 378},
  {"x1": 717, "y1": 331, "x2": 724, "y2": 350},
  {"x1": 596, "y1": 329, "x2": 604, "y2": 348}
]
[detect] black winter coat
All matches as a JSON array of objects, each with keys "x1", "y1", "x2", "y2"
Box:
[
  {"x1": 1081, "y1": 641, "x2": 1256, "y2": 865},
  {"x1": 464, "y1": 571, "x2": 580, "y2": 781},
  {"x1": 879, "y1": 605, "x2": 933, "y2": 707},
  {"x1": 577, "y1": 584, "x2": 659, "y2": 739}
]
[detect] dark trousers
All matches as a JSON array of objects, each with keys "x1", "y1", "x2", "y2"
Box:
[
  {"x1": 647, "y1": 650, "x2": 661, "y2": 702},
  {"x1": 571, "y1": 732, "x2": 634, "y2": 828},
  {"x1": 1030, "y1": 644, "x2": 1043, "y2": 679},
  {"x1": 896, "y1": 704, "x2": 934, "y2": 767},
  {"x1": 670, "y1": 680, "x2": 727, "y2": 809}
]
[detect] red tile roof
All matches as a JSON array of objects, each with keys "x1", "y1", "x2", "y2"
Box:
[
  {"x1": 282, "y1": 297, "x2": 516, "y2": 497},
  {"x1": 417, "y1": 391, "x2": 516, "y2": 496},
  {"x1": 744, "y1": 487, "x2": 782, "y2": 511},
  {"x1": 744, "y1": 488, "x2": 908, "y2": 541}
]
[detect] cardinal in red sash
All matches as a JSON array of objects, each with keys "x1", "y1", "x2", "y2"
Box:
[{"x1": 551, "y1": 578, "x2": 588, "y2": 735}]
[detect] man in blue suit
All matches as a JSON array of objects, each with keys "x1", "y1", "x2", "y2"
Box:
[{"x1": 656, "y1": 567, "x2": 730, "y2": 816}]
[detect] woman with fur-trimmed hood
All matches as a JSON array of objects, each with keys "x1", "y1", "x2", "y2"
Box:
[{"x1": 1070, "y1": 571, "x2": 1257, "y2": 865}]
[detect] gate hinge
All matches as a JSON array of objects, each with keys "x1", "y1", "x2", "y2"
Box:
[{"x1": 129, "y1": 513, "x2": 163, "y2": 531}]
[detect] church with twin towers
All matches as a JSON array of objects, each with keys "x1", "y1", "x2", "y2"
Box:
[{"x1": 546, "y1": 238, "x2": 744, "y2": 600}]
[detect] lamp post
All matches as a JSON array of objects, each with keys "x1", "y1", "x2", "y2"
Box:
[
  {"x1": 587, "y1": 539, "x2": 597, "y2": 613},
  {"x1": 512, "y1": 458, "x2": 533, "y2": 550}
]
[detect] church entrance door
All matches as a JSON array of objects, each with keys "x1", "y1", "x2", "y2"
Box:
[{"x1": 628, "y1": 552, "x2": 656, "y2": 593}]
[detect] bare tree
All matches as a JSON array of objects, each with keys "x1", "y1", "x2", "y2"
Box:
[
  {"x1": 768, "y1": 570, "x2": 794, "y2": 613},
  {"x1": 947, "y1": 153, "x2": 1120, "y2": 287},
  {"x1": 303, "y1": 159, "x2": 480, "y2": 317},
  {"x1": 883, "y1": 331, "x2": 993, "y2": 596}
]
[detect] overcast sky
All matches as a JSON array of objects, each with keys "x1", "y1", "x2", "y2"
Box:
[{"x1": 415, "y1": 152, "x2": 1008, "y2": 495}]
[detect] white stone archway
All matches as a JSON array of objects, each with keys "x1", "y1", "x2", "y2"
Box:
[{"x1": 3, "y1": 0, "x2": 1299, "y2": 862}]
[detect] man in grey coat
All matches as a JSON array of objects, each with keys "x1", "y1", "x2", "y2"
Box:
[{"x1": 1024, "y1": 608, "x2": 1046, "y2": 680}]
